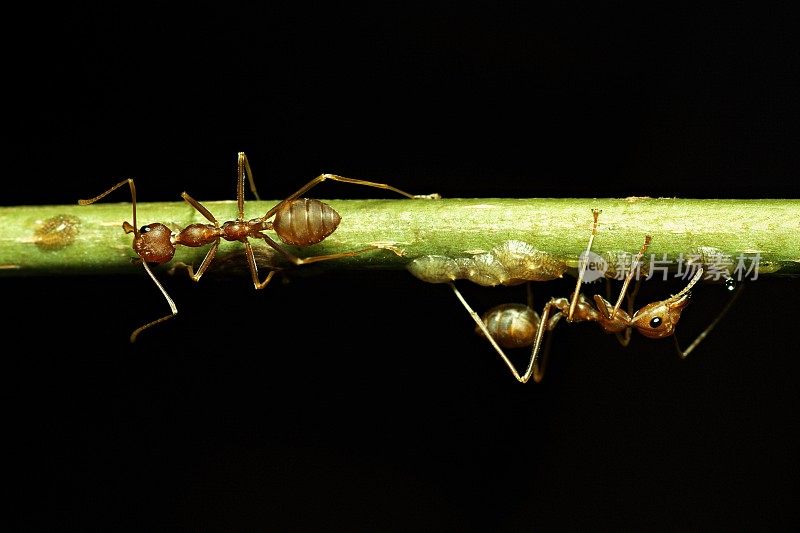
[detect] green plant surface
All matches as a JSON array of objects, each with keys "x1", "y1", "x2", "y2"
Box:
[{"x1": 1, "y1": 198, "x2": 798, "y2": 277}]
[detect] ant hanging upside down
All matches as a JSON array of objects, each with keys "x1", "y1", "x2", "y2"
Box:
[
  {"x1": 79, "y1": 152, "x2": 438, "y2": 341},
  {"x1": 444, "y1": 209, "x2": 743, "y2": 383}
]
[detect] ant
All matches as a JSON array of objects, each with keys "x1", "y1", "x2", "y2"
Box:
[
  {"x1": 79, "y1": 152, "x2": 438, "y2": 341},
  {"x1": 448, "y1": 209, "x2": 743, "y2": 383}
]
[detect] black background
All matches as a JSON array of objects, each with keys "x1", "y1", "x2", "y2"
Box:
[{"x1": 6, "y1": 3, "x2": 800, "y2": 531}]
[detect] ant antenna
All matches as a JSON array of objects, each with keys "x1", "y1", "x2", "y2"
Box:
[
  {"x1": 611, "y1": 235, "x2": 652, "y2": 319},
  {"x1": 133, "y1": 261, "x2": 178, "y2": 342},
  {"x1": 674, "y1": 277, "x2": 745, "y2": 358},
  {"x1": 79, "y1": 178, "x2": 138, "y2": 232},
  {"x1": 79, "y1": 178, "x2": 179, "y2": 341}
]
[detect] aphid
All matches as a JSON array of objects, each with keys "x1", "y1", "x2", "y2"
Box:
[
  {"x1": 406, "y1": 255, "x2": 461, "y2": 284},
  {"x1": 407, "y1": 239, "x2": 567, "y2": 287},
  {"x1": 446, "y1": 209, "x2": 741, "y2": 383},
  {"x1": 79, "y1": 152, "x2": 437, "y2": 341}
]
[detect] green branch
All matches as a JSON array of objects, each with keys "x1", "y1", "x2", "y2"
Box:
[{"x1": 1, "y1": 198, "x2": 799, "y2": 278}]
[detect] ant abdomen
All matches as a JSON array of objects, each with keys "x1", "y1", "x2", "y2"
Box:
[
  {"x1": 479, "y1": 303, "x2": 540, "y2": 349},
  {"x1": 272, "y1": 198, "x2": 342, "y2": 246}
]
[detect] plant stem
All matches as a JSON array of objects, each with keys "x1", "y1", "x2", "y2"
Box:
[{"x1": 1, "y1": 198, "x2": 799, "y2": 277}]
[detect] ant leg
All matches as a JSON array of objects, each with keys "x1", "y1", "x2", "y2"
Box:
[
  {"x1": 238, "y1": 151, "x2": 263, "y2": 202},
  {"x1": 79, "y1": 178, "x2": 138, "y2": 230},
  {"x1": 447, "y1": 282, "x2": 524, "y2": 382},
  {"x1": 674, "y1": 281, "x2": 745, "y2": 358},
  {"x1": 263, "y1": 173, "x2": 440, "y2": 219},
  {"x1": 614, "y1": 277, "x2": 641, "y2": 347},
  {"x1": 180, "y1": 192, "x2": 219, "y2": 225},
  {"x1": 235, "y1": 151, "x2": 259, "y2": 220},
  {"x1": 611, "y1": 235, "x2": 651, "y2": 319},
  {"x1": 243, "y1": 239, "x2": 277, "y2": 290},
  {"x1": 569, "y1": 208, "x2": 601, "y2": 320},
  {"x1": 173, "y1": 240, "x2": 220, "y2": 283},
  {"x1": 129, "y1": 261, "x2": 178, "y2": 342},
  {"x1": 261, "y1": 234, "x2": 398, "y2": 266},
  {"x1": 522, "y1": 299, "x2": 565, "y2": 383}
]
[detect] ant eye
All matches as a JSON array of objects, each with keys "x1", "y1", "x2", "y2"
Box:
[
  {"x1": 649, "y1": 317, "x2": 663, "y2": 328},
  {"x1": 140, "y1": 226, "x2": 150, "y2": 233}
]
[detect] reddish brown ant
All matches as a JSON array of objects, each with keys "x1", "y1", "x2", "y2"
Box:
[
  {"x1": 79, "y1": 152, "x2": 438, "y2": 341},
  {"x1": 447, "y1": 209, "x2": 742, "y2": 383}
]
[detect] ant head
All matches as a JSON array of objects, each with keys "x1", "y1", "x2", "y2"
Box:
[
  {"x1": 630, "y1": 291, "x2": 691, "y2": 339},
  {"x1": 129, "y1": 222, "x2": 175, "y2": 264}
]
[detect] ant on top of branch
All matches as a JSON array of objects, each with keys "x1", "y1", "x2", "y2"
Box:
[{"x1": 79, "y1": 152, "x2": 438, "y2": 341}]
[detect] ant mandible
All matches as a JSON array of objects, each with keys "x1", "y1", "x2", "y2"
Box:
[
  {"x1": 448, "y1": 209, "x2": 742, "y2": 383},
  {"x1": 79, "y1": 152, "x2": 438, "y2": 341}
]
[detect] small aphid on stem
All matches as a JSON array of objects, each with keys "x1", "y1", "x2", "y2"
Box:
[{"x1": 407, "y1": 240, "x2": 567, "y2": 287}]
